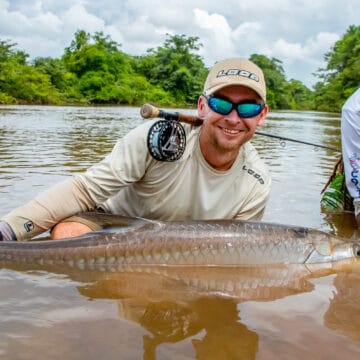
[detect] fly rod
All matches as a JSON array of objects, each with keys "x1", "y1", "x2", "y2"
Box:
[{"x1": 140, "y1": 103, "x2": 340, "y2": 152}]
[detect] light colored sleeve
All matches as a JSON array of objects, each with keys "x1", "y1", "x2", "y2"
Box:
[
  {"x1": 1, "y1": 121, "x2": 154, "y2": 240},
  {"x1": 233, "y1": 143, "x2": 272, "y2": 221},
  {"x1": 233, "y1": 176, "x2": 271, "y2": 221},
  {"x1": 2, "y1": 177, "x2": 96, "y2": 240},
  {"x1": 341, "y1": 88, "x2": 360, "y2": 209},
  {"x1": 78, "y1": 121, "x2": 152, "y2": 204}
]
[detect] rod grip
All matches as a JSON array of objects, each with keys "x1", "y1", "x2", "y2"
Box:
[
  {"x1": 140, "y1": 103, "x2": 160, "y2": 119},
  {"x1": 140, "y1": 103, "x2": 203, "y2": 126}
]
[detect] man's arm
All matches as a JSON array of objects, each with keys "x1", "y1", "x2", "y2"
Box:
[
  {"x1": 234, "y1": 174, "x2": 271, "y2": 221},
  {"x1": 1, "y1": 121, "x2": 154, "y2": 241},
  {"x1": 341, "y1": 88, "x2": 360, "y2": 226},
  {"x1": 1, "y1": 177, "x2": 96, "y2": 240}
]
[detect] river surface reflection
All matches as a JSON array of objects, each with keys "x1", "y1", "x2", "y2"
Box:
[{"x1": 0, "y1": 105, "x2": 359, "y2": 359}]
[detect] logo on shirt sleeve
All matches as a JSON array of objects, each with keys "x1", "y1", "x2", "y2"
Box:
[
  {"x1": 349, "y1": 153, "x2": 360, "y2": 197},
  {"x1": 24, "y1": 221, "x2": 34, "y2": 233},
  {"x1": 242, "y1": 165, "x2": 265, "y2": 184}
]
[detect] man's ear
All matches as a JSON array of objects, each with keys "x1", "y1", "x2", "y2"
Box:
[
  {"x1": 257, "y1": 104, "x2": 268, "y2": 127},
  {"x1": 197, "y1": 96, "x2": 207, "y2": 117}
]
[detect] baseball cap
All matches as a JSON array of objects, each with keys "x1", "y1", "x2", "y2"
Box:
[{"x1": 203, "y1": 58, "x2": 266, "y2": 102}]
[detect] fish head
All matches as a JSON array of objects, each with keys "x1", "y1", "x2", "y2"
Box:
[
  {"x1": 305, "y1": 234, "x2": 357, "y2": 263},
  {"x1": 354, "y1": 243, "x2": 360, "y2": 258}
]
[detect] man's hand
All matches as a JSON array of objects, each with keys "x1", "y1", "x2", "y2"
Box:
[{"x1": 51, "y1": 221, "x2": 92, "y2": 240}]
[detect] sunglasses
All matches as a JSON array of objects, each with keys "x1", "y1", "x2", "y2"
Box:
[{"x1": 204, "y1": 94, "x2": 264, "y2": 118}]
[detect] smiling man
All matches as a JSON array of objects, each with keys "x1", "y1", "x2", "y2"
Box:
[{"x1": 0, "y1": 57, "x2": 271, "y2": 241}]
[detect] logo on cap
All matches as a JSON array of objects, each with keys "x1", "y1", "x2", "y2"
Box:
[{"x1": 216, "y1": 69, "x2": 260, "y2": 82}]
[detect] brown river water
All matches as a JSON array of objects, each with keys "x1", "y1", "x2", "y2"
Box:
[{"x1": 0, "y1": 105, "x2": 359, "y2": 359}]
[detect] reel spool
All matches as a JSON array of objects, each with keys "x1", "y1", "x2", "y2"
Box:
[{"x1": 147, "y1": 120, "x2": 186, "y2": 161}]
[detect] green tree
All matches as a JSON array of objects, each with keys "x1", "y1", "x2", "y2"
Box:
[
  {"x1": 63, "y1": 30, "x2": 126, "y2": 78},
  {"x1": 250, "y1": 54, "x2": 314, "y2": 110},
  {"x1": 314, "y1": 25, "x2": 360, "y2": 111},
  {"x1": 286, "y1": 79, "x2": 314, "y2": 110},
  {"x1": 0, "y1": 39, "x2": 60, "y2": 104},
  {"x1": 33, "y1": 57, "x2": 68, "y2": 91},
  {"x1": 1, "y1": 32, "x2": 323, "y2": 109},
  {"x1": 64, "y1": 29, "x2": 90, "y2": 54},
  {"x1": 250, "y1": 54, "x2": 290, "y2": 109},
  {"x1": 61, "y1": 30, "x2": 174, "y2": 105},
  {"x1": 0, "y1": 39, "x2": 28, "y2": 64},
  {"x1": 62, "y1": 30, "x2": 136, "y2": 103},
  {"x1": 137, "y1": 34, "x2": 208, "y2": 104},
  {"x1": 0, "y1": 40, "x2": 26, "y2": 103}
]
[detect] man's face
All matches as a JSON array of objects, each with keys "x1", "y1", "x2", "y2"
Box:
[{"x1": 198, "y1": 85, "x2": 267, "y2": 153}]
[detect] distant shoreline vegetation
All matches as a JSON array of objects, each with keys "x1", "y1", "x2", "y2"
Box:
[{"x1": 0, "y1": 25, "x2": 359, "y2": 112}]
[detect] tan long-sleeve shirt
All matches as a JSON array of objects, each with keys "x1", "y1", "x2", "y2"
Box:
[{"x1": 2, "y1": 121, "x2": 271, "y2": 240}]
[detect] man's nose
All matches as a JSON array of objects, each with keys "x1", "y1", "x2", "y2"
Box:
[{"x1": 225, "y1": 108, "x2": 242, "y2": 123}]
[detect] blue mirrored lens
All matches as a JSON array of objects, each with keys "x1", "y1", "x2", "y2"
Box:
[
  {"x1": 208, "y1": 97, "x2": 232, "y2": 115},
  {"x1": 207, "y1": 96, "x2": 263, "y2": 118},
  {"x1": 237, "y1": 103, "x2": 262, "y2": 118}
]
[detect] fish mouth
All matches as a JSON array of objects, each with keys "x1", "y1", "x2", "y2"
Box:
[
  {"x1": 305, "y1": 240, "x2": 357, "y2": 264},
  {"x1": 354, "y1": 244, "x2": 360, "y2": 258}
]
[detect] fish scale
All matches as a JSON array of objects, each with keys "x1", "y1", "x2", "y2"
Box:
[{"x1": 0, "y1": 215, "x2": 359, "y2": 268}]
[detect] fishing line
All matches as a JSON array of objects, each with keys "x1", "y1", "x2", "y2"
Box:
[{"x1": 254, "y1": 131, "x2": 339, "y2": 151}]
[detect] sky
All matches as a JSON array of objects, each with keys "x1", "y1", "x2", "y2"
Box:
[{"x1": 0, "y1": 0, "x2": 358, "y2": 88}]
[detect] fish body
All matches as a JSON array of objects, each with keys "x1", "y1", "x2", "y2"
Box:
[{"x1": 0, "y1": 215, "x2": 359, "y2": 269}]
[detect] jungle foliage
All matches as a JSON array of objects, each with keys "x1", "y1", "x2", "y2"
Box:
[
  {"x1": 313, "y1": 25, "x2": 360, "y2": 112},
  {"x1": 0, "y1": 25, "x2": 359, "y2": 112}
]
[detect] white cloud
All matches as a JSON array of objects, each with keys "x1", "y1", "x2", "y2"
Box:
[
  {"x1": 194, "y1": 9, "x2": 234, "y2": 57},
  {"x1": 62, "y1": 3, "x2": 105, "y2": 33},
  {"x1": 270, "y1": 32, "x2": 340, "y2": 64},
  {"x1": 263, "y1": 31, "x2": 340, "y2": 74},
  {"x1": 305, "y1": 32, "x2": 340, "y2": 61},
  {"x1": 263, "y1": 39, "x2": 305, "y2": 64},
  {"x1": 194, "y1": 8, "x2": 263, "y2": 66},
  {"x1": 0, "y1": 0, "x2": 358, "y2": 87}
]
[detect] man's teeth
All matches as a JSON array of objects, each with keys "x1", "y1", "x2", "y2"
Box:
[{"x1": 223, "y1": 128, "x2": 240, "y2": 134}]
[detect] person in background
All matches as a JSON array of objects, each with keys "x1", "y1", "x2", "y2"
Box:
[
  {"x1": 341, "y1": 88, "x2": 360, "y2": 226},
  {"x1": 0, "y1": 57, "x2": 271, "y2": 241}
]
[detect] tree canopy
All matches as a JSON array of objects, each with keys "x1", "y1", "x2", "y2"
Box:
[
  {"x1": 0, "y1": 26, "x2": 359, "y2": 112},
  {"x1": 313, "y1": 25, "x2": 360, "y2": 111},
  {"x1": 135, "y1": 34, "x2": 207, "y2": 104},
  {"x1": 0, "y1": 39, "x2": 60, "y2": 104}
]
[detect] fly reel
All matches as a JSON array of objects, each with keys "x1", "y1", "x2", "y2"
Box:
[{"x1": 147, "y1": 120, "x2": 186, "y2": 161}]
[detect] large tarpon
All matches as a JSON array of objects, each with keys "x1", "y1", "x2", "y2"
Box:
[{"x1": 0, "y1": 213, "x2": 359, "y2": 269}]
